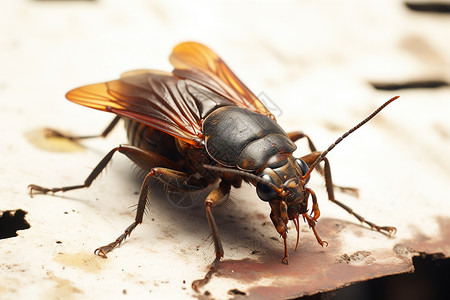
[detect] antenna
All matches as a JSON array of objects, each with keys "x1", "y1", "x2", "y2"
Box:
[{"x1": 302, "y1": 96, "x2": 399, "y2": 179}]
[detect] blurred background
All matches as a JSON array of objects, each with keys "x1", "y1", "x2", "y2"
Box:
[{"x1": 1, "y1": 1, "x2": 449, "y2": 299}]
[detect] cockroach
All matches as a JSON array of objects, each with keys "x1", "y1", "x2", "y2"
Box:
[{"x1": 29, "y1": 42, "x2": 398, "y2": 290}]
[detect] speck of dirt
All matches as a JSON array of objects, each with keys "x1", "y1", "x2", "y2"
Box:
[{"x1": 228, "y1": 288, "x2": 247, "y2": 295}]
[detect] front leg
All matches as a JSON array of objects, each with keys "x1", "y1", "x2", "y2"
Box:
[
  {"x1": 301, "y1": 151, "x2": 396, "y2": 236},
  {"x1": 288, "y1": 131, "x2": 358, "y2": 196}
]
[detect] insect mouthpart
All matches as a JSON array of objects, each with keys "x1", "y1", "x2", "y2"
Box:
[{"x1": 283, "y1": 178, "x2": 309, "y2": 219}]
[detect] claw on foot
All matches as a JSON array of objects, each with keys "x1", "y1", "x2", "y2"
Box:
[
  {"x1": 94, "y1": 228, "x2": 135, "y2": 259},
  {"x1": 28, "y1": 184, "x2": 50, "y2": 197},
  {"x1": 380, "y1": 226, "x2": 397, "y2": 236},
  {"x1": 192, "y1": 257, "x2": 220, "y2": 292},
  {"x1": 94, "y1": 247, "x2": 109, "y2": 258}
]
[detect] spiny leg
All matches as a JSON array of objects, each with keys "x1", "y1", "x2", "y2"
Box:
[
  {"x1": 29, "y1": 147, "x2": 120, "y2": 196},
  {"x1": 29, "y1": 144, "x2": 203, "y2": 257},
  {"x1": 45, "y1": 116, "x2": 121, "y2": 141},
  {"x1": 96, "y1": 167, "x2": 212, "y2": 258},
  {"x1": 304, "y1": 151, "x2": 396, "y2": 235},
  {"x1": 289, "y1": 131, "x2": 358, "y2": 196},
  {"x1": 28, "y1": 144, "x2": 177, "y2": 196},
  {"x1": 94, "y1": 167, "x2": 201, "y2": 257},
  {"x1": 192, "y1": 181, "x2": 232, "y2": 291}
]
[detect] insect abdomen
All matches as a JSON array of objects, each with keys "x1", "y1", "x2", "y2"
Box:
[{"x1": 124, "y1": 119, "x2": 181, "y2": 164}]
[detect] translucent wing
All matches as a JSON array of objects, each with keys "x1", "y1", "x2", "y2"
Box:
[
  {"x1": 65, "y1": 70, "x2": 206, "y2": 146},
  {"x1": 66, "y1": 42, "x2": 272, "y2": 147},
  {"x1": 170, "y1": 42, "x2": 274, "y2": 118}
]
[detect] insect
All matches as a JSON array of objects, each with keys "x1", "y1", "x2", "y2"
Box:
[{"x1": 29, "y1": 42, "x2": 398, "y2": 290}]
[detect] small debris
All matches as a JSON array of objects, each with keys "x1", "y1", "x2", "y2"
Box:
[{"x1": 228, "y1": 288, "x2": 247, "y2": 295}]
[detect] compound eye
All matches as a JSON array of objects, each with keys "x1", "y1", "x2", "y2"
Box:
[
  {"x1": 256, "y1": 174, "x2": 279, "y2": 202},
  {"x1": 296, "y1": 159, "x2": 309, "y2": 176},
  {"x1": 296, "y1": 158, "x2": 310, "y2": 184}
]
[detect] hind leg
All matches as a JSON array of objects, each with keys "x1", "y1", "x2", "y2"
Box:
[
  {"x1": 29, "y1": 145, "x2": 207, "y2": 256},
  {"x1": 45, "y1": 116, "x2": 121, "y2": 141}
]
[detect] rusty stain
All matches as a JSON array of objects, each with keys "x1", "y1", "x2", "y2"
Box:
[
  {"x1": 214, "y1": 218, "x2": 404, "y2": 299},
  {"x1": 53, "y1": 252, "x2": 105, "y2": 274},
  {"x1": 216, "y1": 216, "x2": 450, "y2": 299},
  {"x1": 25, "y1": 128, "x2": 85, "y2": 152},
  {"x1": 220, "y1": 257, "x2": 410, "y2": 299}
]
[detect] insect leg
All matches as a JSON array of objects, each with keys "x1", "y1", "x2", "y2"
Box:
[
  {"x1": 304, "y1": 188, "x2": 328, "y2": 247},
  {"x1": 288, "y1": 131, "x2": 318, "y2": 151},
  {"x1": 94, "y1": 167, "x2": 203, "y2": 257},
  {"x1": 302, "y1": 213, "x2": 328, "y2": 247},
  {"x1": 192, "y1": 180, "x2": 231, "y2": 291},
  {"x1": 301, "y1": 151, "x2": 397, "y2": 235},
  {"x1": 45, "y1": 116, "x2": 121, "y2": 141},
  {"x1": 28, "y1": 147, "x2": 120, "y2": 196},
  {"x1": 269, "y1": 209, "x2": 289, "y2": 264},
  {"x1": 289, "y1": 131, "x2": 358, "y2": 196},
  {"x1": 28, "y1": 144, "x2": 177, "y2": 196}
]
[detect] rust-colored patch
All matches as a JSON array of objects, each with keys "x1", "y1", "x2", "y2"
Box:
[
  {"x1": 216, "y1": 218, "x2": 409, "y2": 299},
  {"x1": 219, "y1": 256, "x2": 409, "y2": 299},
  {"x1": 220, "y1": 216, "x2": 450, "y2": 299}
]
